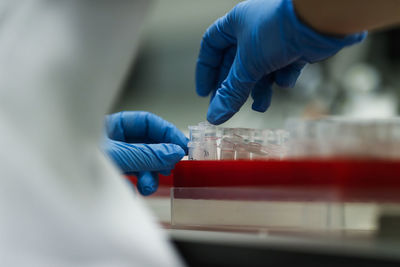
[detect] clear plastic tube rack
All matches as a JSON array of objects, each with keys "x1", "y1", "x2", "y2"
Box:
[{"x1": 188, "y1": 122, "x2": 289, "y2": 160}]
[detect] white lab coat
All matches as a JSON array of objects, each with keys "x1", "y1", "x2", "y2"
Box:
[{"x1": 0, "y1": 0, "x2": 184, "y2": 266}]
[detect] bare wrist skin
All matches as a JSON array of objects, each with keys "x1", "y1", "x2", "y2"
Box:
[{"x1": 293, "y1": 0, "x2": 400, "y2": 35}]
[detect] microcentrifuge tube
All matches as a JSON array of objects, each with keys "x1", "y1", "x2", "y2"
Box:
[
  {"x1": 202, "y1": 123, "x2": 217, "y2": 139},
  {"x1": 253, "y1": 129, "x2": 265, "y2": 145},
  {"x1": 204, "y1": 138, "x2": 218, "y2": 160},
  {"x1": 235, "y1": 143, "x2": 250, "y2": 159},
  {"x1": 188, "y1": 142, "x2": 204, "y2": 160},
  {"x1": 234, "y1": 128, "x2": 252, "y2": 143},
  {"x1": 189, "y1": 126, "x2": 204, "y2": 142},
  {"x1": 220, "y1": 137, "x2": 235, "y2": 160},
  {"x1": 248, "y1": 142, "x2": 269, "y2": 159},
  {"x1": 188, "y1": 122, "x2": 291, "y2": 160}
]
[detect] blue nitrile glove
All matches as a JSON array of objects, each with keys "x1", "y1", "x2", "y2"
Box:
[
  {"x1": 103, "y1": 111, "x2": 188, "y2": 196},
  {"x1": 196, "y1": 0, "x2": 367, "y2": 125}
]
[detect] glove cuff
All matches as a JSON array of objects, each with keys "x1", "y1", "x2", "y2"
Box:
[{"x1": 283, "y1": 0, "x2": 367, "y2": 62}]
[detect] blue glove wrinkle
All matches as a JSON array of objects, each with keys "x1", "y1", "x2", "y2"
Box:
[
  {"x1": 105, "y1": 140, "x2": 140, "y2": 173},
  {"x1": 147, "y1": 113, "x2": 188, "y2": 154},
  {"x1": 118, "y1": 111, "x2": 188, "y2": 154},
  {"x1": 107, "y1": 140, "x2": 185, "y2": 173}
]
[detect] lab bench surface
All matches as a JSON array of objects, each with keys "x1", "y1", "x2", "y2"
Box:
[
  {"x1": 144, "y1": 194, "x2": 400, "y2": 267},
  {"x1": 168, "y1": 229, "x2": 400, "y2": 267}
]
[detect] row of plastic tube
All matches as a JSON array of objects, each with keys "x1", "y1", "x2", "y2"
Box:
[
  {"x1": 286, "y1": 117, "x2": 400, "y2": 158},
  {"x1": 188, "y1": 122, "x2": 289, "y2": 160},
  {"x1": 188, "y1": 118, "x2": 400, "y2": 160}
]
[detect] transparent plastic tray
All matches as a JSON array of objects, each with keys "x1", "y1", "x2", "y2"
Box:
[{"x1": 171, "y1": 187, "x2": 379, "y2": 233}]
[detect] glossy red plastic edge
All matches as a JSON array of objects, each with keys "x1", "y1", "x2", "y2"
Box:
[{"x1": 172, "y1": 159, "x2": 400, "y2": 189}]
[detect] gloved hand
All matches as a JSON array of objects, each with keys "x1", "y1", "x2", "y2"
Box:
[
  {"x1": 103, "y1": 111, "x2": 188, "y2": 196},
  {"x1": 196, "y1": 0, "x2": 366, "y2": 125}
]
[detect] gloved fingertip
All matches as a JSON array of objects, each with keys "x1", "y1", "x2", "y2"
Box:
[
  {"x1": 196, "y1": 88, "x2": 211, "y2": 97},
  {"x1": 195, "y1": 64, "x2": 217, "y2": 97},
  {"x1": 206, "y1": 98, "x2": 236, "y2": 125},
  {"x1": 137, "y1": 172, "x2": 159, "y2": 196},
  {"x1": 206, "y1": 111, "x2": 227, "y2": 125},
  {"x1": 168, "y1": 141, "x2": 187, "y2": 158},
  {"x1": 251, "y1": 102, "x2": 269, "y2": 113},
  {"x1": 172, "y1": 144, "x2": 186, "y2": 159},
  {"x1": 139, "y1": 185, "x2": 156, "y2": 196}
]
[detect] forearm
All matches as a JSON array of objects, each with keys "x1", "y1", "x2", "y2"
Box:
[{"x1": 293, "y1": 0, "x2": 400, "y2": 35}]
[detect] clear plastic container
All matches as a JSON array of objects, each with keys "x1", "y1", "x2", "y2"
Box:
[
  {"x1": 171, "y1": 187, "x2": 380, "y2": 233},
  {"x1": 286, "y1": 117, "x2": 400, "y2": 159},
  {"x1": 188, "y1": 118, "x2": 400, "y2": 160},
  {"x1": 187, "y1": 122, "x2": 289, "y2": 160},
  {"x1": 172, "y1": 187, "x2": 340, "y2": 231}
]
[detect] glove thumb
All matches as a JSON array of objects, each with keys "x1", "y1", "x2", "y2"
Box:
[{"x1": 105, "y1": 139, "x2": 185, "y2": 173}]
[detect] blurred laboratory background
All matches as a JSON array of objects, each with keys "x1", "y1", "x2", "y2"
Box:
[{"x1": 111, "y1": 0, "x2": 400, "y2": 132}]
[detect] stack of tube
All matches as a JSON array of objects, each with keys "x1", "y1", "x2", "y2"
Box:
[
  {"x1": 188, "y1": 117, "x2": 400, "y2": 160},
  {"x1": 286, "y1": 117, "x2": 400, "y2": 159}
]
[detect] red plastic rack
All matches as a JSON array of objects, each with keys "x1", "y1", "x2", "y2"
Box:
[{"x1": 171, "y1": 159, "x2": 400, "y2": 202}]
